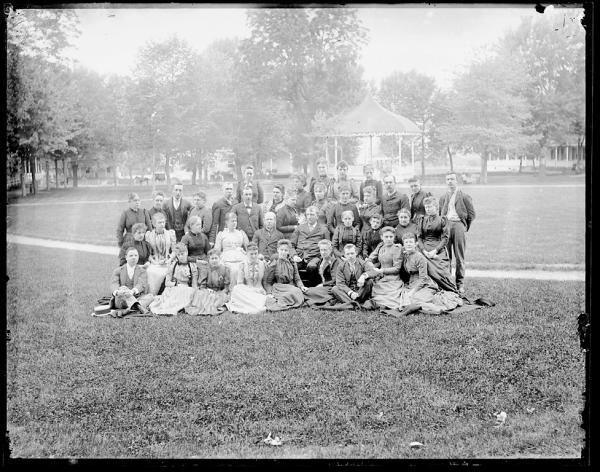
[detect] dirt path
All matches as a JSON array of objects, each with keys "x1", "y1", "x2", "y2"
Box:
[{"x1": 7, "y1": 234, "x2": 585, "y2": 282}]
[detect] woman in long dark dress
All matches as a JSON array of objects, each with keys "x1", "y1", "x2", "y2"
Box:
[
  {"x1": 303, "y1": 239, "x2": 340, "y2": 307},
  {"x1": 417, "y1": 196, "x2": 451, "y2": 273},
  {"x1": 118, "y1": 222, "x2": 152, "y2": 267},
  {"x1": 395, "y1": 232, "x2": 462, "y2": 315},
  {"x1": 394, "y1": 208, "x2": 418, "y2": 245},
  {"x1": 265, "y1": 239, "x2": 308, "y2": 312}
]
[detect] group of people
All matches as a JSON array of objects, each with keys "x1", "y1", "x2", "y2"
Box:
[{"x1": 107, "y1": 160, "x2": 476, "y2": 317}]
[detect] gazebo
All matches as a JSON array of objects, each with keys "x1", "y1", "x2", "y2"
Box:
[{"x1": 317, "y1": 93, "x2": 421, "y2": 174}]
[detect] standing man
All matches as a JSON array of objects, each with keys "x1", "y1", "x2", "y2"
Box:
[
  {"x1": 233, "y1": 186, "x2": 264, "y2": 241},
  {"x1": 235, "y1": 165, "x2": 264, "y2": 204},
  {"x1": 210, "y1": 182, "x2": 237, "y2": 244},
  {"x1": 439, "y1": 171, "x2": 476, "y2": 294},
  {"x1": 329, "y1": 160, "x2": 359, "y2": 203},
  {"x1": 163, "y1": 180, "x2": 192, "y2": 242},
  {"x1": 408, "y1": 177, "x2": 432, "y2": 222},
  {"x1": 309, "y1": 158, "x2": 334, "y2": 200},
  {"x1": 381, "y1": 174, "x2": 410, "y2": 228}
]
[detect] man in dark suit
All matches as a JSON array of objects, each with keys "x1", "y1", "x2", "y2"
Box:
[
  {"x1": 439, "y1": 171, "x2": 476, "y2": 294},
  {"x1": 331, "y1": 244, "x2": 375, "y2": 309},
  {"x1": 210, "y1": 182, "x2": 237, "y2": 244},
  {"x1": 407, "y1": 177, "x2": 432, "y2": 222},
  {"x1": 235, "y1": 165, "x2": 264, "y2": 204},
  {"x1": 233, "y1": 186, "x2": 264, "y2": 241},
  {"x1": 163, "y1": 180, "x2": 192, "y2": 242}
]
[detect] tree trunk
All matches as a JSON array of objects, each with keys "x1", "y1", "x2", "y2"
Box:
[
  {"x1": 165, "y1": 152, "x2": 171, "y2": 187},
  {"x1": 480, "y1": 151, "x2": 488, "y2": 184},
  {"x1": 20, "y1": 157, "x2": 26, "y2": 197},
  {"x1": 191, "y1": 166, "x2": 197, "y2": 186},
  {"x1": 538, "y1": 147, "x2": 548, "y2": 178},
  {"x1": 55, "y1": 159, "x2": 59, "y2": 188},
  {"x1": 72, "y1": 163, "x2": 79, "y2": 188},
  {"x1": 112, "y1": 150, "x2": 118, "y2": 187},
  {"x1": 63, "y1": 159, "x2": 67, "y2": 188},
  {"x1": 30, "y1": 154, "x2": 37, "y2": 195},
  {"x1": 518, "y1": 156, "x2": 523, "y2": 173},
  {"x1": 45, "y1": 158, "x2": 50, "y2": 191},
  {"x1": 447, "y1": 146, "x2": 454, "y2": 172},
  {"x1": 129, "y1": 167, "x2": 133, "y2": 185}
]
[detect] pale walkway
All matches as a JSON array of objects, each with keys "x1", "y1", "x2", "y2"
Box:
[{"x1": 6, "y1": 234, "x2": 585, "y2": 282}]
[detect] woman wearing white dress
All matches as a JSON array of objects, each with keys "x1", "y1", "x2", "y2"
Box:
[
  {"x1": 214, "y1": 211, "x2": 249, "y2": 289},
  {"x1": 226, "y1": 243, "x2": 268, "y2": 314},
  {"x1": 144, "y1": 212, "x2": 177, "y2": 295}
]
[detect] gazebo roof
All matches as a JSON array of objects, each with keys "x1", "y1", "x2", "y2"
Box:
[{"x1": 318, "y1": 93, "x2": 421, "y2": 137}]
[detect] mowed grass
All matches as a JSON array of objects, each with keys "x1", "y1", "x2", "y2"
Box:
[
  {"x1": 7, "y1": 244, "x2": 585, "y2": 458},
  {"x1": 7, "y1": 183, "x2": 586, "y2": 266}
]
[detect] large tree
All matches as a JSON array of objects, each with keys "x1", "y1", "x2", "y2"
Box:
[
  {"x1": 241, "y1": 8, "x2": 368, "y2": 172},
  {"x1": 438, "y1": 54, "x2": 536, "y2": 184},
  {"x1": 497, "y1": 9, "x2": 585, "y2": 174},
  {"x1": 6, "y1": 7, "x2": 81, "y2": 194}
]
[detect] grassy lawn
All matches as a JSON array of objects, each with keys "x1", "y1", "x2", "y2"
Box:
[
  {"x1": 6, "y1": 244, "x2": 585, "y2": 458},
  {"x1": 7, "y1": 183, "x2": 585, "y2": 266}
]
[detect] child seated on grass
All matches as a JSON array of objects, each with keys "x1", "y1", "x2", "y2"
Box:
[
  {"x1": 187, "y1": 248, "x2": 231, "y2": 316},
  {"x1": 362, "y1": 214, "x2": 383, "y2": 261},
  {"x1": 332, "y1": 210, "x2": 362, "y2": 258},
  {"x1": 148, "y1": 243, "x2": 198, "y2": 316},
  {"x1": 109, "y1": 247, "x2": 154, "y2": 317}
]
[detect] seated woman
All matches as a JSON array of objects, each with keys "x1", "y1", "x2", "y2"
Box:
[
  {"x1": 214, "y1": 211, "x2": 249, "y2": 289},
  {"x1": 394, "y1": 208, "x2": 418, "y2": 245},
  {"x1": 118, "y1": 222, "x2": 152, "y2": 267},
  {"x1": 145, "y1": 212, "x2": 177, "y2": 295},
  {"x1": 365, "y1": 226, "x2": 405, "y2": 310},
  {"x1": 109, "y1": 247, "x2": 154, "y2": 317},
  {"x1": 394, "y1": 232, "x2": 462, "y2": 315},
  {"x1": 303, "y1": 239, "x2": 341, "y2": 307},
  {"x1": 181, "y1": 216, "x2": 210, "y2": 263},
  {"x1": 148, "y1": 243, "x2": 198, "y2": 316},
  {"x1": 265, "y1": 239, "x2": 308, "y2": 312},
  {"x1": 187, "y1": 249, "x2": 231, "y2": 316},
  {"x1": 226, "y1": 243, "x2": 268, "y2": 314}
]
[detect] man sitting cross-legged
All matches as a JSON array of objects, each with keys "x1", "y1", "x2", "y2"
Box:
[
  {"x1": 109, "y1": 246, "x2": 155, "y2": 317},
  {"x1": 290, "y1": 205, "x2": 330, "y2": 287},
  {"x1": 331, "y1": 243, "x2": 376, "y2": 310}
]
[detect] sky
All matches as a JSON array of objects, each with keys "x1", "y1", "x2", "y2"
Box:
[{"x1": 66, "y1": 4, "x2": 579, "y2": 90}]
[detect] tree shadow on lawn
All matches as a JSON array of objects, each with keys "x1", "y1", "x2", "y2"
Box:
[{"x1": 5, "y1": 245, "x2": 586, "y2": 458}]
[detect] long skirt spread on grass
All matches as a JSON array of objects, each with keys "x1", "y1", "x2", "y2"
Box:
[
  {"x1": 146, "y1": 263, "x2": 169, "y2": 295},
  {"x1": 186, "y1": 288, "x2": 229, "y2": 315},
  {"x1": 149, "y1": 286, "x2": 196, "y2": 315},
  {"x1": 226, "y1": 284, "x2": 267, "y2": 314},
  {"x1": 403, "y1": 287, "x2": 463, "y2": 314},
  {"x1": 265, "y1": 283, "x2": 305, "y2": 312},
  {"x1": 372, "y1": 275, "x2": 406, "y2": 310},
  {"x1": 303, "y1": 285, "x2": 335, "y2": 307}
]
